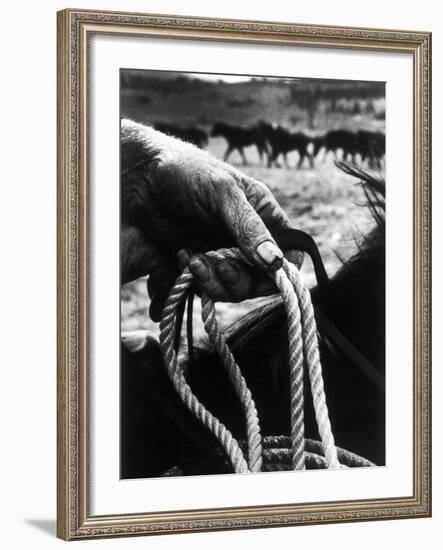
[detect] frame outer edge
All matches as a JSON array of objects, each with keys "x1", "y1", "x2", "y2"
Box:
[
  {"x1": 428, "y1": 32, "x2": 432, "y2": 519},
  {"x1": 56, "y1": 8, "x2": 432, "y2": 540},
  {"x1": 423, "y1": 31, "x2": 432, "y2": 517},
  {"x1": 414, "y1": 32, "x2": 431, "y2": 517},
  {"x1": 57, "y1": 8, "x2": 72, "y2": 541}
]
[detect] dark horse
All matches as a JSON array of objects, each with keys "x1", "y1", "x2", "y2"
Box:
[
  {"x1": 314, "y1": 129, "x2": 357, "y2": 162},
  {"x1": 210, "y1": 122, "x2": 269, "y2": 165},
  {"x1": 154, "y1": 122, "x2": 208, "y2": 149},
  {"x1": 356, "y1": 130, "x2": 385, "y2": 168},
  {"x1": 314, "y1": 130, "x2": 385, "y2": 168},
  {"x1": 121, "y1": 164, "x2": 385, "y2": 478},
  {"x1": 260, "y1": 122, "x2": 314, "y2": 169}
]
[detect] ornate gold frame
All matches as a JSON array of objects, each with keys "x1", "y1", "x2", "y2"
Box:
[{"x1": 57, "y1": 8, "x2": 431, "y2": 540}]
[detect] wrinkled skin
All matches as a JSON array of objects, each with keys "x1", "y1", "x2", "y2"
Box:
[{"x1": 121, "y1": 119, "x2": 302, "y2": 321}]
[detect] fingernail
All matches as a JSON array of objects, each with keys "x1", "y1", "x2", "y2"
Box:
[
  {"x1": 190, "y1": 256, "x2": 210, "y2": 282},
  {"x1": 218, "y1": 260, "x2": 240, "y2": 285},
  {"x1": 256, "y1": 240, "x2": 283, "y2": 270}
]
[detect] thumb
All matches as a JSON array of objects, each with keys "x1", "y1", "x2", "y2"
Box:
[{"x1": 216, "y1": 184, "x2": 284, "y2": 271}]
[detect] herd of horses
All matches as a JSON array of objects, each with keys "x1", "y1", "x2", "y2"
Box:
[{"x1": 154, "y1": 121, "x2": 385, "y2": 169}]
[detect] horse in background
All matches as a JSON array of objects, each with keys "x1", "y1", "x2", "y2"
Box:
[
  {"x1": 314, "y1": 129, "x2": 385, "y2": 168},
  {"x1": 210, "y1": 122, "x2": 269, "y2": 166},
  {"x1": 259, "y1": 121, "x2": 314, "y2": 169},
  {"x1": 314, "y1": 129, "x2": 357, "y2": 163},
  {"x1": 356, "y1": 130, "x2": 385, "y2": 168}
]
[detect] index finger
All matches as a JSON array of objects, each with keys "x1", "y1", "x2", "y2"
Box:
[{"x1": 234, "y1": 172, "x2": 304, "y2": 268}]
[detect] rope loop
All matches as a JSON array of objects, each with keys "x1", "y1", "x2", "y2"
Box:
[{"x1": 159, "y1": 247, "x2": 363, "y2": 473}]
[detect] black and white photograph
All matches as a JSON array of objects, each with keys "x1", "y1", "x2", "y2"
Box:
[
  {"x1": 120, "y1": 69, "x2": 386, "y2": 479},
  {"x1": 52, "y1": 5, "x2": 433, "y2": 541}
]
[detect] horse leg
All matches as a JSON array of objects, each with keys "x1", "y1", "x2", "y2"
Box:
[
  {"x1": 223, "y1": 146, "x2": 233, "y2": 162},
  {"x1": 284, "y1": 153, "x2": 290, "y2": 169},
  {"x1": 257, "y1": 145, "x2": 263, "y2": 164},
  {"x1": 270, "y1": 149, "x2": 280, "y2": 168},
  {"x1": 239, "y1": 148, "x2": 248, "y2": 166},
  {"x1": 297, "y1": 151, "x2": 305, "y2": 169},
  {"x1": 263, "y1": 143, "x2": 271, "y2": 166},
  {"x1": 309, "y1": 152, "x2": 314, "y2": 169},
  {"x1": 267, "y1": 147, "x2": 275, "y2": 168}
]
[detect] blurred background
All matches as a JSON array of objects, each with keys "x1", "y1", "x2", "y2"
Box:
[{"x1": 120, "y1": 70, "x2": 385, "y2": 336}]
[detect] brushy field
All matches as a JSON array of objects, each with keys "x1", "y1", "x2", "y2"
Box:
[{"x1": 121, "y1": 73, "x2": 385, "y2": 337}]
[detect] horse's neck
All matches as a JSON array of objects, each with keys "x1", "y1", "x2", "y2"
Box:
[{"x1": 312, "y1": 239, "x2": 385, "y2": 366}]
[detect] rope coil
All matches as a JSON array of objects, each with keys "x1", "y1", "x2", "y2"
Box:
[{"x1": 159, "y1": 248, "x2": 369, "y2": 473}]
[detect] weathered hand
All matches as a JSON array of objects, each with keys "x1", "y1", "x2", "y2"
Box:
[{"x1": 121, "y1": 119, "x2": 301, "y2": 321}]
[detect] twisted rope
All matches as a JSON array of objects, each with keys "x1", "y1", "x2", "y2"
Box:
[
  {"x1": 273, "y1": 269, "x2": 305, "y2": 469},
  {"x1": 255, "y1": 436, "x2": 375, "y2": 469},
  {"x1": 159, "y1": 269, "x2": 249, "y2": 473},
  {"x1": 282, "y1": 262, "x2": 340, "y2": 469},
  {"x1": 201, "y1": 293, "x2": 262, "y2": 472},
  {"x1": 159, "y1": 247, "x2": 340, "y2": 472}
]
